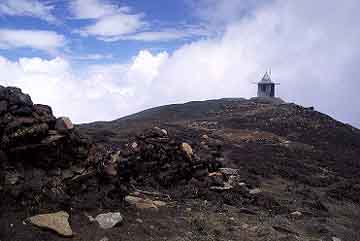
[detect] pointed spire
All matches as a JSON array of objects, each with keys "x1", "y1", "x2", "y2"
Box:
[{"x1": 261, "y1": 71, "x2": 272, "y2": 83}]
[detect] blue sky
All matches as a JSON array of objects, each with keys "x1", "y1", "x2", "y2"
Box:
[
  {"x1": 0, "y1": 0, "x2": 359, "y2": 127},
  {"x1": 0, "y1": 0, "x2": 210, "y2": 62}
]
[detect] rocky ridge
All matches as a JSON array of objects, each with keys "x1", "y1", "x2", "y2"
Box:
[{"x1": 1, "y1": 86, "x2": 360, "y2": 241}]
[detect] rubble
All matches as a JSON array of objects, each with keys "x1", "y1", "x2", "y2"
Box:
[
  {"x1": 0, "y1": 86, "x2": 90, "y2": 206},
  {"x1": 115, "y1": 127, "x2": 220, "y2": 187}
]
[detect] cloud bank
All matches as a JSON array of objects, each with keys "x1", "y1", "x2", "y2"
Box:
[{"x1": 1, "y1": 0, "x2": 359, "y2": 127}]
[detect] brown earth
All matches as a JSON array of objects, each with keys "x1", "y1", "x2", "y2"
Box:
[{"x1": 1, "y1": 90, "x2": 360, "y2": 241}]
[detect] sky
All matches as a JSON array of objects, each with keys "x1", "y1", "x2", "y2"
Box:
[{"x1": 0, "y1": 0, "x2": 359, "y2": 127}]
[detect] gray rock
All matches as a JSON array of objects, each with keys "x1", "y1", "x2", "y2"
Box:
[
  {"x1": 5, "y1": 171, "x2": 21, "y2": 185},
  {"x1": 125, "y1": 195, "x2": 166, "y2": 210},
  {"x1": 290, "y1": 211, "x2": 302, "y2": 216},
  {"x1": 62, "y1": 169, "x2": 74, "y2": 179},
  {"x1": 28, "y1": 211, "x2": 73, "y2": 237},
  {"x1": 131, "y1": 142, "x2": 138, "y2": 149},
  {"x1": 249, "y1": 188, "x2": 262, "y2": 195},
  {"x1": 219, "y1": 168, "x2": 240, "y2": 175},
  {"x1": 55, "y1": 117, "x2": 74, "y2": 132},
  {"x1": 332, "y1": 237, "x2": 342, "y2": 241},
  {"x1": 95, "y1": 212, "x2": 123, "y2": 229}
]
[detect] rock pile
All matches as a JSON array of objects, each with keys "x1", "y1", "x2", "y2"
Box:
[
  {"x1": 0, "y1": 86, "x2": 90, "y2": 203},
  {"x1": 114, "y1": 127, "x2": 221, "y2": 188}
]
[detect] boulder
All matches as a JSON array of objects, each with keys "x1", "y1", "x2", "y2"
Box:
[
  {"x1": 153, "y1": 126, "x2": 168, "y2": 136},
  {"x1": 10, "y1": 105, "x2": 33, "y2": 116},
  {"x1": 33, "y1": 104, "x2": 56, "y2": 125},
  {"x1": 0, "y1": 87, "x2": 33, "y2": 106},
  {"x1": 55, "y1": 117, "x2": 74, "y2": 132},
  {"x1": 28, "y1": 211, "x2": 73, "y2": 237},
  {"x1": 95, "y1": 212, "x2": 123, "y2": 229}
]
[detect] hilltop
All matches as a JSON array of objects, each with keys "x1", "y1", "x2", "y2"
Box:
[{"x1": 1, "y1": 87, "x2": 360, "y2": 241}]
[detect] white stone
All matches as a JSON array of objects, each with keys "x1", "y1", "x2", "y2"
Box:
[
  {"x1": 332, "y1": 237, "x2": 342, "y2": 241},
  {"x1": 95, "y1": 212, "x2": 123, "y2": 229},
  {"x1": 249, "y1": 188, "x2": 262, "y2": 195},
  {"x1": 131, "y1": 142, "x2": 138, "y2": 149},
  {"x1": 291, "y1": 211, "x2": 302, "y2": 216}
]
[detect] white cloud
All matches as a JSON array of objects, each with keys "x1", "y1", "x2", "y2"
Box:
[
  {"x1": 71, "y1": 53, "x2": 113, "y2": 61},
  {"x1": 70, "y1": 0, "x2": 209, "y2": 42},
  {"x1": 111, "y1": 26, "x2": 211, "y2": 42},
  {"x1": 79, "y1": 13, "x2": 145, "y2": 38},
  {"x1": 0, "y1": 0, "x2": 56, "y2": 22},
  {"x1": 1, "y1": 0, "x2": 360, "y2": 127},
  {"x1": 70, "y1": 0, "x2": 124, "y2": 19},
  {"x1": 70, "y1": 0, "x2": 144, "y2": 38},
  {"x1": 0, "y1": 51, "x2": 168, "y2": 122},
  {"x1": 0, "y1": 29, "x2": 65, "y2": 53}
]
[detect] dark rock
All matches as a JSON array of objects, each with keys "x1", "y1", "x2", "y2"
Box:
[
  {"x1": 115, "y1": 128, "x2": 221, "y2": 188},
  {"x1": 3, "y1": 117, "x2": 38, "y2": 135},
  {"x1": 4, "y1": 171, "x2": 21, "y2": 185},
  {"x1": 0, "y1": 100, "x2": 8, "y2": 114},
  {"x1": 9, "y1": 105, "x2": 33, "y2": 116},
  {"x1": 2, "y1": 123, "x2": 49, "y2": 148},
  {"x1": 33, "y1": 104, "x2": 56, "y2": 126},
  {"x1": 0, "y1": 87, "x2": 33, "y2": 106}
]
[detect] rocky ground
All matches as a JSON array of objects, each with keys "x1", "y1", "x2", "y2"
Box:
[{"x1": 1, "y1": 87, "x2": 360, "y2": 241}]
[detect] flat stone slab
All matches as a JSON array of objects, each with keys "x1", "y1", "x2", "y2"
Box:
[
  {"x1": 28, "y1": 211, "x2": 72, "y2": 237},
  {"x1": 125, "y1": 195, "x2": 167, "y2": 210}
]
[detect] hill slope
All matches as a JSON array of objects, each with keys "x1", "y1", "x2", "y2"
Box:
[
  {"x1": 78, "y1": 97, "x2": 360, "y2": 240},
  {"x1": 1, "y1": 91, "x2": 360, "y2": 241}
]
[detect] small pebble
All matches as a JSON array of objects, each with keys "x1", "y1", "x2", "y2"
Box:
[
  {"x1": 241, "y1": 224, "x2": 249, "y2": 229},
  {"x1": 249, "y1": 188, "x2": 262, "y2": 195},
  {"x1": 332, "y1": 237, "x2": 342, "y2": 241},
  {"x1": 291, "y1": 211, "x2": 302, "y2": 216},
  {"x1": 131, "y1": 142, "x2": 138, "y2": 149}
]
